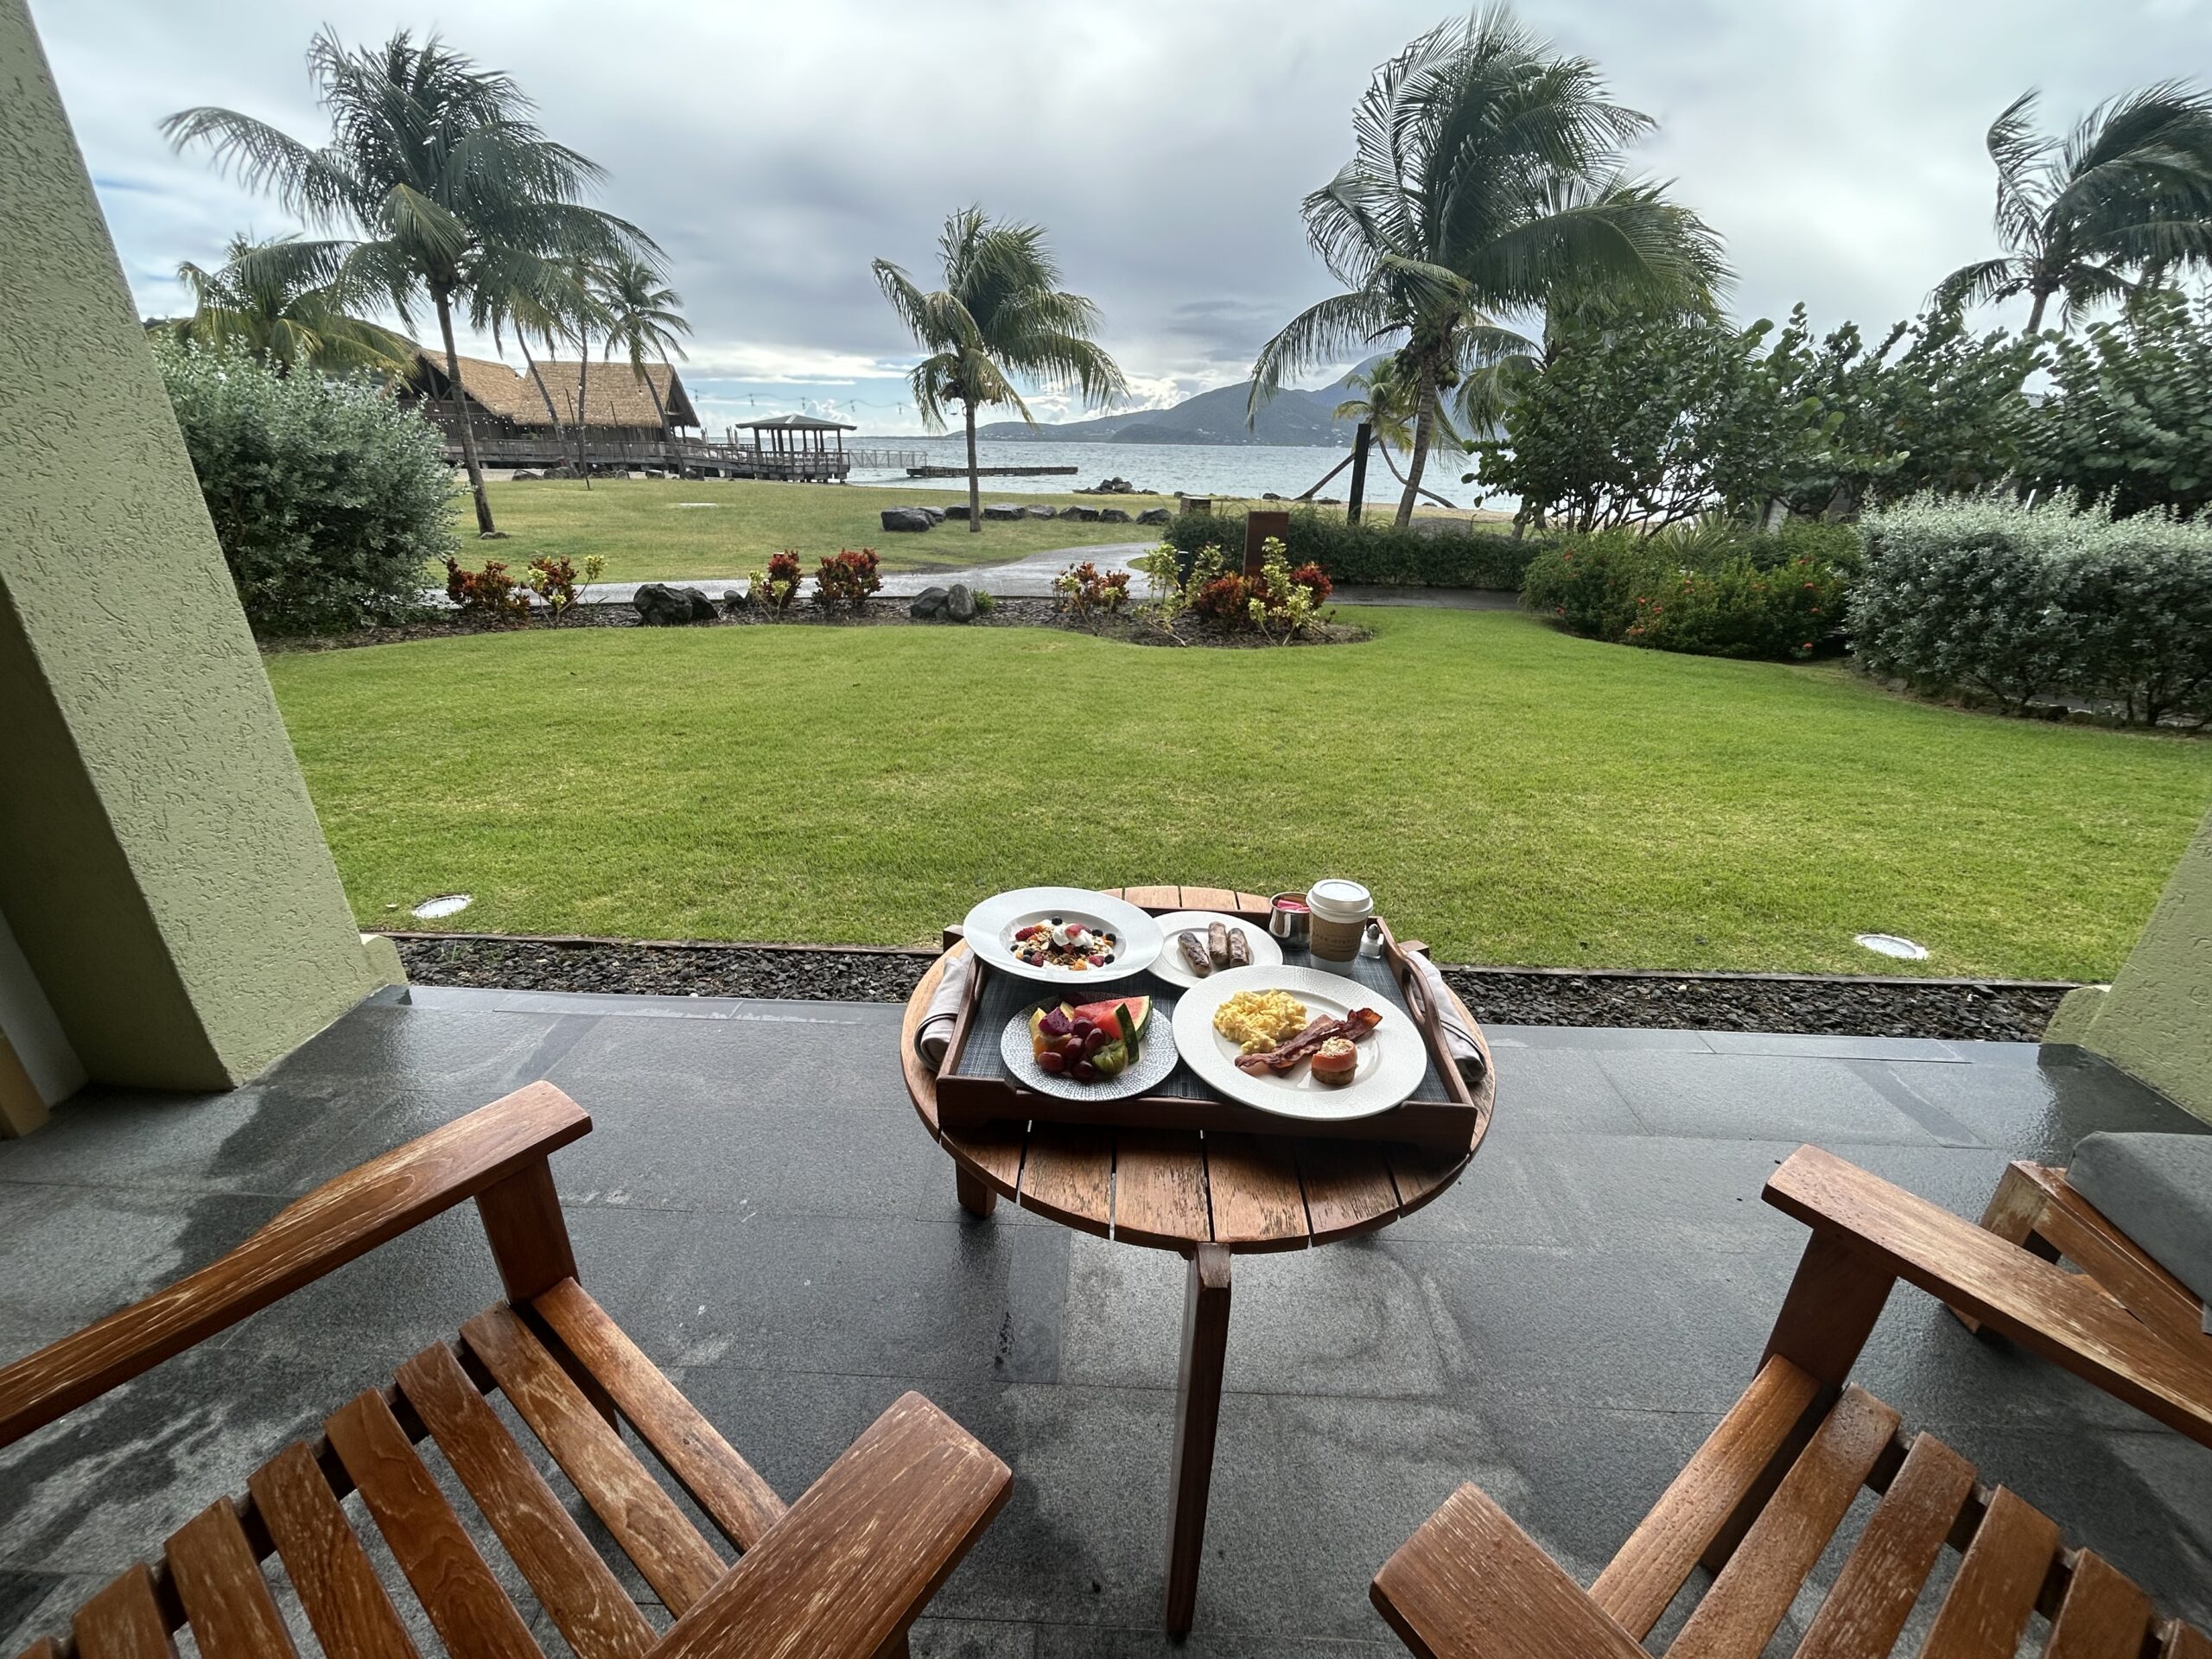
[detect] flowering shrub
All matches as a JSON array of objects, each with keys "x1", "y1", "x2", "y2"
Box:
[
  {"x1": 750, "y1": 551, "x2": 804, "y2": 613},
  {"x1": 444, "y1": 556, "x2": 530, "y2": 621},
  {"x1": 523, "y1": 554, "x2": 606, "y2": 623},
  {"x1": 1853, "y1": 493, "x2": 2212, "y2": 724},
  {"x1": 1142, "y1": 539, "x2": 1332, "y2": 639},
  {"x1": 1053, "y1": 560, "x2": 1132, "y2": 615},
  {"x1": 813, "y1": 548, "x2": 882, "y2": 609}
]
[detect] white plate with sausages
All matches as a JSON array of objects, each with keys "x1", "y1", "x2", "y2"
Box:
[{"x1": 1147, "y1": 910, "x2": 1282, "y2": 990}]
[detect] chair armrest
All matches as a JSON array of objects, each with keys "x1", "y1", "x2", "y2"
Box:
[
  {"x1": 1765, "y1": 1146, "x2": 2212, "y2": 1447},
  {"x1": 647, "y1": 1391, "x2": 1009, "y2": 1659},
  {"x1": 0, "y1": 1082, "x2": 589, "y2": 1446},
  {"x1": 1372, "y1": 1483, "x2": 1648, "y2": 1659}
]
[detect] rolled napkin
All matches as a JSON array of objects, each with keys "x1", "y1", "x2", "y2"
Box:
[
  {"x1": 914, "y1": 947, "x2": 974, "y2": 1072},
  {"x1": 1404, "y1": 951, "x2": 1488, "y2": 1087}
]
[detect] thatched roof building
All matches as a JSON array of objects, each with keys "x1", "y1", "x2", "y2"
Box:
[{"x1": 404, "y1": 349, "x2": 702, "y2": 437}]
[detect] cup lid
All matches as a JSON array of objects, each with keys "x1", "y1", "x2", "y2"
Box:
[{"x1": 1307, "y1": 878, "x2": 1371, "y2": 915}]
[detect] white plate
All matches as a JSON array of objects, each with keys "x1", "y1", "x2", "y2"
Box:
[
  {"x1": 962, "y1": 887, "x2": 1163, "y2": 986},
  {"x1": 1147, "y1": 911, "x2": 1284, "y2": 989},
  {"x1": 1171, "y1": 965, "x2": 1429, "y2": 1122},
  {"x1": 1001, "y1": 1001, "x2": 1179, "y2": 1101}
]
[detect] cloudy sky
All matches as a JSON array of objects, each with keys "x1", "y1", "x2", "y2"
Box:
[{"x1": 34, "y1": 0, "x2": 2212, "y2": 436}]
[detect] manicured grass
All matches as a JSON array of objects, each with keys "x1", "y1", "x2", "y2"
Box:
[
  {"x1": 465, "y1": 475, "x2": 1195, "y2": 580},
  {"x1": 267, "y1": 608, "x2": 2212, "y2": 978}
]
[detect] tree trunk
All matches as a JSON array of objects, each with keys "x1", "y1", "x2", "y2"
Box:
[
  {"x1": 1347, "y1": 422, "x2": 1372, "y2": 524},
  {"x1": 2024, "y1": 288, "x2": 2050, "y2": 334},
  {"x1": 1376, "y1": 428, "x2": 1457, "y2": 510},
  {"x1": 435, "y1": 289, "x2": 496, "y2": 536},
  {"x1": 1395, "y1": 370, "x2": 1437, "y2": 527},
  {"x1": 963, "y1": 401, "x2": 982, "y2": 532},
  {"x1": 519, "y1": 334, "x2": 563, "y2": 435},
  {"x1": 575, "y1": 346, "x2": 593, "y2": 490},
  {"x1": 640, "y1": 361, "x2": 672, "y2": 470}
]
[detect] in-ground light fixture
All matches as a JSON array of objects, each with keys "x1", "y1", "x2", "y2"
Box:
[
  {"x1": 1854, "y1": 932, "x2": 1928, "y2": 962},
  {"x1": 411, "y1": 893, "x2": 474, "y2": 920}
]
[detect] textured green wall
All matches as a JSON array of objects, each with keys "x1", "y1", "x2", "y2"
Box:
[
  {"x1": 2046, "y1": 806, "x2": 2212, "y2": 1122},
  {"x1": 0, "y1": 0, "x2": 393, "y2": 1091}
]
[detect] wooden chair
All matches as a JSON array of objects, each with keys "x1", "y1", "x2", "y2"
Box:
[
  {"x1": 1370, "y1": 1144, "x2": 2212, "y2": 1659},
  {"x1": 1958, "y1": 1158, "x2": 2212, "y2": 1365},
  {"x1": 0, "y1": 1083, "x2": 1012, "y2": 1659}
]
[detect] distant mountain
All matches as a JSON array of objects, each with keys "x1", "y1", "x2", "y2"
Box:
[{"x1": 979, "y1": 358, "x2": 1386, "y2": 448}]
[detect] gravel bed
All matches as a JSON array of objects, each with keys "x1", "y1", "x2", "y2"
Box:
[{"x1": 390, "y1": 935, "x2": 2073, "y2": 1041}]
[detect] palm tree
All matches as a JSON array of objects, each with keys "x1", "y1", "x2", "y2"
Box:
[
  {"x1": 1935, "y1": 84, "x2": 2212, "y2": 334},
  {"x1": 166, "y1": 232, "x2": 416, "y2": 376},
  {"x1": 473, "y1": 257, "x2": 599, "y2": 439},
  {"x1": 1249, "y1": 6, "x2": 1726, "y2": 524},
  {"x1": 163, "y1": 29, "x2": 658, "y2": 536},
  {"x1": 873, "y1": 208, "x2": 1127, "y2": 531},
  {"x1": 1332, "y1": 358, "x2": 1468, "y2": 508},
  {"x1": 594, "y1": 253, "x2": 692, "y2": 454}
]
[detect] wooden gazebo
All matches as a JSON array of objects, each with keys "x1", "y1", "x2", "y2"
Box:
[{"x1": 734, "y1": 414, "x2": 855, "y2": 482}]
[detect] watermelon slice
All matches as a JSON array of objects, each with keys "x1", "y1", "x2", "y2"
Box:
[{"x1": 1068, "y1": 996, "x2": 1151, "y2": 1042}]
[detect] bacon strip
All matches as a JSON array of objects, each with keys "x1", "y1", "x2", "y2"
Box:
[{"x1": 1234, "y1": 1007, "x2": 1383, "y2": 1075}]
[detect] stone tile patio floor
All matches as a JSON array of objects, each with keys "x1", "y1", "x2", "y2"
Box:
[{"x1": 2, "y1": 986, "x2": 2207, "y2": 1657}]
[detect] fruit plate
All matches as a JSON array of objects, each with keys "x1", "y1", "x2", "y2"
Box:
[
  {"x1": 1147, "y1": 910, "x2": 1284, "y2": 990},
  {"x1": 1171, "y1": 965, "x2": 1429, "y2": 1122},
  {"x1": 1000, "y1": 1004, "x2": 1179, "y2": 1101},
  {"x1": 962, "y1": 887, "x2": 1163, "y2": 986}
]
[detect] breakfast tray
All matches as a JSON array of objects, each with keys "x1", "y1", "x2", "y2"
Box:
[{"x1": 932, "y1": 918, "x2": 1482, "y2": 1151}]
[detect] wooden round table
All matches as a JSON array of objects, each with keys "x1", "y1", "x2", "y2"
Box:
[{"x1": 899, "y1": 883, "x2": 1495, "y2": 1633}]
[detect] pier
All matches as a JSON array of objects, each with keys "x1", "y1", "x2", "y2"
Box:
[{"x1": 906, "y1": 463, "x2": 1079, "y2": 478}]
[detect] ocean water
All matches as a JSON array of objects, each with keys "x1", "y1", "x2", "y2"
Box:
[{"x1": 844, "y1": 436, "x2": 1479, "y2": 508}]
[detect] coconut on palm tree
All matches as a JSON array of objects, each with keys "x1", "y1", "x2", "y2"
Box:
[
  {"x1": 1332, "y1": 357, "x2": 1470, "y2": 510},
  {"x1": 165, "y1": 232, "x2": 415, "y2": 377},
  {"x1": 1249, "y1": 6, "x2": 1726, "y2": 524},
  {"x1": 873, "y1": 208, "x2": 1126, "y2": 531},
  {"x1": 1935, "y1": 83, "x2": 2212, "y2": 334},
  {"x1": 594, "y1": 253, "x2": 692, "y2": 455},
  {"x1": 163, "y1": 29, "x2": 658, "y2": 536}
]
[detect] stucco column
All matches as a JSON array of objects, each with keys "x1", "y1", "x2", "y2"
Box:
[
  {"x1": 2045, "y1": 806, "x2": 2212, "y2": 1123},
  {"x1": 0, "y1": 0, "x2": 398, "y2": 1102}
]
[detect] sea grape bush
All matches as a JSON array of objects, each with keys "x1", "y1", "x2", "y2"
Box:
[
  {"x1": 156, "y1": 337, "x2": 455, "y2": 632},
  {"x1": 444, "y1": 556, "x2": 530, "y2": 620},
  {"x1": 813, "y1": 548, "x2": 882, "y2": 609},
  {"x1": 1852, "y1": 494, "x2": 2212, "y2": 725},
  {"x1": 1052, "y1": 560, "x2": 1132, "y2": 615}
]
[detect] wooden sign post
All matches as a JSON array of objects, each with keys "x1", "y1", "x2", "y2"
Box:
[{"x1": 1243, "y1": 509, "x2": 1290, "y2": 577}]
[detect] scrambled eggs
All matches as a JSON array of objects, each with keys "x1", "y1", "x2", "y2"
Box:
[{"x1": 1212, "y1": 990, "x2": 1310, "y2": 1053}]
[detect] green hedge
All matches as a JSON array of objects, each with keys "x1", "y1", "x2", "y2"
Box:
[
  {"x1": 1160, "y1": 507, "x2": 1535, "y2": 590},
  {"x1": 1520, "y1": 520, "x2": 1858, "y2": 661},
  {"x1": 159, "y1": 338, "x2": 455, "y2": 633},
  {"x1": 1851, "y1": 493, "x2": 2212, "y2": 725}
]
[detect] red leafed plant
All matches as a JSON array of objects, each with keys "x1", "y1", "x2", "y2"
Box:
[
  {"x1": 1289, "y1": 562, "x2": 1333, "y2": 603},
  {"x1": 813, "y1": 547, "x2": 883, "y2": 609},
  {"x1": 1192, "y1": 574, "x2": 1254, "y2": 621},
  {"x1": 1052, "y1": 560, "x2": 1132, "y2": 615},
  {"x1": 444, "y1": 556, "x2": 530, "y2": 621}
]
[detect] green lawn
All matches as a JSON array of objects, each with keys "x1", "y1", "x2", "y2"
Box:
[
  {"x1": 268, "y1": 608, "x2": 2212, "y2": 979},
  {"x1": 466, "y1": 475, "x2": 1195, "y2": 580}
]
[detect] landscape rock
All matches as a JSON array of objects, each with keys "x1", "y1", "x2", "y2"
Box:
[
  {"x1": 1059, "y1": 505, "x2": 1102, "y2": 521},
  {"x1": 945, "y1": 583, "x2": 979, "y2": 622},
  {"x1": 478, "y1": 530, "x2": 510, "y2": 540},
  {"x1": 1085, "y1": 476, "x2": 1137, "y2": 493},
  {"x1": 880, "y1": 507, "x2": 936, "y2": 533},
  {"x1": 509, "y1": 471, "x2": 539, "y2": 481},
  {"x1": 1262, "y1": 492, "x2": 1283, "y2": 501},
  {"x1": 1097, "y1": 507, "x2": 1132, "y2": 523},
  {"x1": 721, "y1": 588, "x2": 746, "y2": 613},
  {"x1": 918, "y1": 505, "x2": 946, "y2": 524},
  {"x1": 944, "y1": 503, "x2": 971, "y2": 520},
  {"x1": 1024, "y1": 504, "x2": 1058, "y2": 518},
  {"x1": 1137, "y1": 506, "x2": 1171, "y2": 524},
  {"x1": 633, "y1": 583, "x2": 718, "y2": 626},
  {"x1": 910, "y1": 586, "x2": 950, "y2": 620},
  {"x1": 982, "y1": 503, "x2": 1025, "y2": 521}
]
